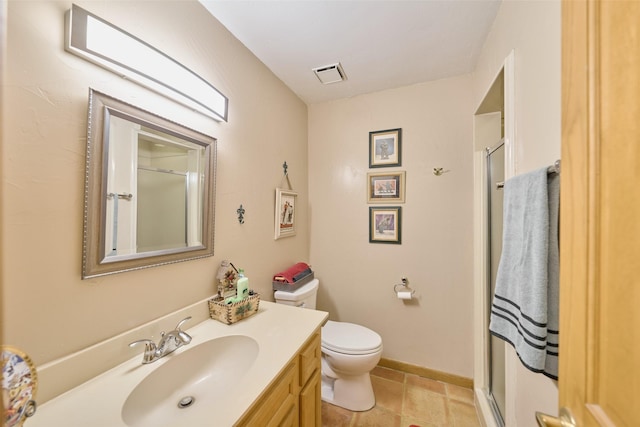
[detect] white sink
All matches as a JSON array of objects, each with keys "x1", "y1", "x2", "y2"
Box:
[
  {"x1": 29, "y1": 302, "x2": 328, "y2": 427},
  {"x1": 121, "y1": 335, "x2": 258, "y2": 427}
]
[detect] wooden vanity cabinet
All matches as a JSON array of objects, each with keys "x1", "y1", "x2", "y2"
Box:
[
  {"x1": 298, "y1": 330, "x2": 322, "y2": 427},
  {"x1": 235, "y1": 328, "x2": 322, "y2": 427}
]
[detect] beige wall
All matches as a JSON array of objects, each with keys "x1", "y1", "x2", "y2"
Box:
[
  {"x1": 474, "y1": 0, "x2": 561, "y2": 171},
  {"x1": 1, "y1": 0, "x2": 308, "y2": 365},
  {"x1": 308, "y1": 76, "x2": 475, "y2": 378},
  {"x1": 472, "y1": 0, "x2": 561, "y2": 424},
  {"x1": 1, "y1": 0, "x2": 6, "y2": 371}
]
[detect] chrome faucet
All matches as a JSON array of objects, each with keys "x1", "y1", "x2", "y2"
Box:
[{"x1": 129, "y1": 316, "x2": 192, "y2": 364}]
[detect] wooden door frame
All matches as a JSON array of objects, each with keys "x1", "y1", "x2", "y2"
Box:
[
  {"x1": 560, "y1": 0, "x2": 640, "y2": 424},
  {"x1": 559, "y1": 0, "x2": 591, "y2": 421}
]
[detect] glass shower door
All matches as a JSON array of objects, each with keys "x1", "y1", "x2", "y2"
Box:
[{"x1": 487, "y1": 141, "x2": 505, "y2": 425}]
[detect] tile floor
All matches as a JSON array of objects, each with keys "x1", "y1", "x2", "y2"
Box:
[{"x1": 321, "y1": 366, "x2": 482, "y2": 427}]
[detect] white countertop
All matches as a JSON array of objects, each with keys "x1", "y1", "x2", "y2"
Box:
[{"x1": 29, "y1": 301, "x2": 328, "y2": 427}]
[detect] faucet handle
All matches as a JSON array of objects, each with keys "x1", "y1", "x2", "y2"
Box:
[
  {"x1": 129, "y1": 339, "x2": 158, "y2": 364},
  {"x1": 175, "y1": 316, "x2": 192, "y2": 331},
  {"x1": 174, "y1": 316, "x2": 193, "y2": 345},
  {"x1": 129, "y1": 338, "x2": 155, "y2": 349}
]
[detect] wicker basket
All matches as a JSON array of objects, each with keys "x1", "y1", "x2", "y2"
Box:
[{"x1": 208, "y1": 292, "x2": 260, "y2": 324}]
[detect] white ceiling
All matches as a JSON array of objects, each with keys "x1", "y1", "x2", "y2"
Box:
[{"x1": 200, "y1": 0, "x2": 502, "y2": 105}]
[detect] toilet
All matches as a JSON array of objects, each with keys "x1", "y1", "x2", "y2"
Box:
[{"x1": 274, "y1": 278, "x2": 383, "y2": 411}]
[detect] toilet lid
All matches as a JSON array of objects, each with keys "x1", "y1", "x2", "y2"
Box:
[{"x1": 321, "y1": 321, "x2": 382, "y2": 355}]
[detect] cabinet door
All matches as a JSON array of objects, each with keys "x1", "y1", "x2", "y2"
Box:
[
  {"x1": 299, "y1": 369, "x2": 321, "y2": 427},
  {"x1": 273, "y1": 401, "x2": 298, "y2": 427},
  {"x1": 299, "y1": 332, "x2": 321, "y2": 386},
  {"x1": 236, "y1": 361, "x2": 298, "y2": 427}
]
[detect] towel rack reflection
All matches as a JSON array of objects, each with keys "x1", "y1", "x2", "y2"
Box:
[
  {"x1": 107, "y1": 192, "x2": 133, "y2": 200},
  {"x1": 496, "y1": 160, "x2": 560, "y2": 190}
]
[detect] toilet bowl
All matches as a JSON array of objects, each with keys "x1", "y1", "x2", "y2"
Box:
[
  {"x1": 274, "y1": 278, "x2": 383, "y2": 411},
  {"x1": 320, "y1": 320, "x2": 382, "y2": 411}
]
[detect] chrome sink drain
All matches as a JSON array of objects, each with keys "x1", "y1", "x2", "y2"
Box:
[{"x1": 177, "y1": 396, "x2": 195, "y2": 409}]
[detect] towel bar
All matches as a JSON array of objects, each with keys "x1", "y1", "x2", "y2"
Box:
[{"x1": 496, "y1": 160, "x2": 560, "y2": 191}]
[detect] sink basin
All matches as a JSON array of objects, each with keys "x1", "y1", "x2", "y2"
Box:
[{"x1": 121, "y1": 335, "x2": 258, "y2": 427}]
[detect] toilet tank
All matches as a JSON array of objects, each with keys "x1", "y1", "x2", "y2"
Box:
[{"x1": 273, "y1": 278, "x2": 319, "y2": 309}]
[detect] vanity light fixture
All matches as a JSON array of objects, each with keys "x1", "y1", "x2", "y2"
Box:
[{"x1": 65, "y1": 4, "x2": 228, "y2": 122}]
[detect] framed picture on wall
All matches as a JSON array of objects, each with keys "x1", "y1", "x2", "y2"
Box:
[
  {"x1": 367, "y1": 171, "x2": 406, "y2": 203},
  {"x1": 275, "y1": 188, "x2": 297, "y2": 239},
  {"x1": 369, "y1": 206, "x2": 402, "y2": 244},
  {"x1": 369, "y1": 128, "x2": 402, "y2": 168}
]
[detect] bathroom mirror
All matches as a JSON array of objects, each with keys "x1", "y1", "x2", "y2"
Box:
[{"x1": 82, "y1": 89, "x2": 216, "y2": 278}]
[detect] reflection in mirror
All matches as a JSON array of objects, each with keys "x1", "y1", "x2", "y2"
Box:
[
  {"x1": 83, "y1": 89, "x2": 216, "y2": 279},
  {"x1": 106, "y1": 117, "x2": 204, "y2": 255}
]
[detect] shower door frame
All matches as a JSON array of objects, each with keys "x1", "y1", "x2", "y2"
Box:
[
  {"x1": 485, "y1": 141, "x2": 506, "y2": 427},
  {"x1": 472, "y1": 50, "x2": 516, "y2": 427}
]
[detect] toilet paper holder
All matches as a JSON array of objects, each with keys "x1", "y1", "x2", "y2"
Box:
[{"x1": 393, "y1": 277, "x2": 415, "y2": 296}]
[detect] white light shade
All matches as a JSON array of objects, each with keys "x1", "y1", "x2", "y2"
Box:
[{"x1": 65, "y1": 4, "x2": 228, "y2": 122}]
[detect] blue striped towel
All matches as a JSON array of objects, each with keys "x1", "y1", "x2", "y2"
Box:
[{"x1": 489, "y1": 166, "x2": 560, "y2": 380}]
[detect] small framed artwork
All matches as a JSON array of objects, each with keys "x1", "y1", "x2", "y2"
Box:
[
  {"x1": 275, "y1": 188, "x2": 297, "y2": 239},
  {"x1": 369, "y1": 128, "x2": 402, "y2": 168},
  {"x1": 369, "y1": 206, "x2": 402, "y2": 244},
  {"x1": 367, "y1": 171, "x2": 406, "y2": 203}
]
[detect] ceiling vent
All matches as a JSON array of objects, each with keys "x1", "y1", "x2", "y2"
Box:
[{"x1": 312, "y1": 62, "x2": 347, "y2": 84}]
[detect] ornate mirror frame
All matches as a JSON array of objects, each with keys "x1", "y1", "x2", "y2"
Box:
[{"x1": 82, "y1": 89, "x2": 216, "y2": 279}]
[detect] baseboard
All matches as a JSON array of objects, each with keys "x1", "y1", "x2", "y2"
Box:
[{"x1": 378, "y1": 357, "x2": 474, "y2": 389}]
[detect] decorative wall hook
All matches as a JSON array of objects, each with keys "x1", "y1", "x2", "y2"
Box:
[
  {"x1": 282, "y1": 161, "x2": 289, "y2": 176},
  {"x1": 236, "y1": 204, "x2": 245, "y2": 224},
  {"x1": 433, "y1": 167, "x2": 444, "y2": 176}
]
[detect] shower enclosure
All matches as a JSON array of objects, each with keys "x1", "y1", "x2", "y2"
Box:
[
  {"x1": 486, "y1": 140, "x2": 505, "y2": 426},
  {"x1": 136, "y1": 167, "x2": 188, "y2": 252},
  {"x1": 473, "y1": 52, "x2": 515, "y2": 427}
]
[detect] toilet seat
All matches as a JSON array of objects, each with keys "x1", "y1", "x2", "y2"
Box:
[{"x1": 321, "y1": 321, "x2": 382, "y2": 355}]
